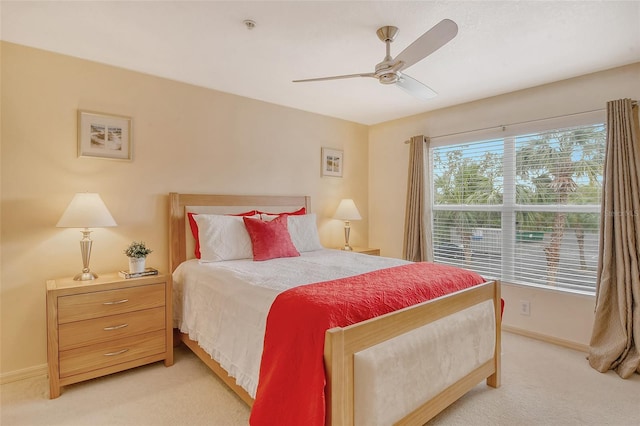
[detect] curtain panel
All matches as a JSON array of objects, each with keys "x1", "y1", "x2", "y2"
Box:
[
  {"x1": 403, "y1": 135, "x2": 433, "y2": 262},
  {"x1": 589, "y1": 98, "x2": 640, "y2": 378}
]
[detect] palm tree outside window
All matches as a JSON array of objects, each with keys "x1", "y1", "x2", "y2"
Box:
[{"x1": 431, "y1": 124, "x2": 605, "y2": 293}]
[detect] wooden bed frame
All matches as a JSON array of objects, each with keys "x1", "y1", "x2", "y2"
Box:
[{"x1": 168, "y1": 192, "x2": 501, "y2": 425}]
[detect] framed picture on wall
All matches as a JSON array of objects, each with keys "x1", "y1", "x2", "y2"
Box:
[
  {"x1": 321, "y1": 147, "x2": 343, "y2": 177},
  {"x1": 78, "y1": 110, "x2": 132, "y2": 160}
]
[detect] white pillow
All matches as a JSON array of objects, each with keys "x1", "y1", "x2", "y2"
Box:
[
  {"x1": 259, "y1": 213, "x2": 323, "y2": 252},
  {"x1": 193, "y1": 214, "x2": 259, "y2": 262},
  {"x1": 284, "y1": 214, "x2": 324, "y2": 253}
]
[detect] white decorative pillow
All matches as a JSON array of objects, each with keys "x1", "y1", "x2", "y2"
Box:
[
  {"x1": 287, "y1": 214, "x2": 324, "y2": 252},
  {"x1": 259, "y1": 213, "x2": 323, "y2": 252},
  {"x1": 193, "y1": 214, "x2": 259, "y2": 262}
]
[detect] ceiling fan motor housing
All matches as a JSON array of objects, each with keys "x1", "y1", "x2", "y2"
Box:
[{"x1": 377, "y1": 70, "x2": 400, "y2": 84}]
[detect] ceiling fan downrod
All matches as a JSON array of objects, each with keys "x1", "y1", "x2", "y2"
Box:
[{"x1": 375, "y1": 26, "x2": 401, "y2": 84}]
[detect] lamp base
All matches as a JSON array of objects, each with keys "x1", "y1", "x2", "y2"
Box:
[
  {"x1": 342, "y1": 221, "x2": 354, "y2": 252},
  {"x1": 74, "y1": 271, "x2": 98, "y2": 281},
  {"x1": 74, "y1": 230, "x2": 97, "y2": 281}
]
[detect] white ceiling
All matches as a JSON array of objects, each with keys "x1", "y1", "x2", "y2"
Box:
[{"x1": 2, "y1": 1, "x2": 639, "y2": 125}]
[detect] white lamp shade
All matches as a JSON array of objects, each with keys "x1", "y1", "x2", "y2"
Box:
[
  {"x1": 333, "y1": 199, "x2": 362, "y2": 221},
  {"x1": 56, "y1": 193, "x2": 117, "y2": 228}
]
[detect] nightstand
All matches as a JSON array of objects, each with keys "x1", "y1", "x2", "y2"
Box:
[
  {"x1": 347, "y1": 247, "x2": 381, "y2": 256},
  {"x1": 46, "y1": 273, "x2": 173, "y2": 398}
]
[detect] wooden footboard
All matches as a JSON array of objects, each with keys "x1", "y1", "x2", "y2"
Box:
[{"x1": 324, "y1": 280, "x2": 501, "y2": 426}]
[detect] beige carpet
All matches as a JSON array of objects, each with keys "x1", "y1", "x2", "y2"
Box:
[{"x1": 1, "y1": 332, "x2": 638, "y2": 425}]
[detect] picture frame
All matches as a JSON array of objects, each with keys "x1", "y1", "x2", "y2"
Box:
[
  {"x1": 321, "y1": 147, "x2": 343, "y2": 177},
  {"x1": 78, "y1": 110, "x2": 132, "y2": 160}
]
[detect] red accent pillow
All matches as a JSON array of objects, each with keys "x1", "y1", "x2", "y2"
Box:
[
  {"x1": 188, "y1": 210, "x2": 257, "y2": 259},
  {"x1": 243, "y1": 214, "x2": 300, "y2": 261},
  {"x1": 257, "y1": 207, "x2": 306, "y2": 216}
]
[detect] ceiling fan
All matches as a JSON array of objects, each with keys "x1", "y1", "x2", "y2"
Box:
[{"x1": 293, "y1": 19, "x2": 458, "y2": 100}]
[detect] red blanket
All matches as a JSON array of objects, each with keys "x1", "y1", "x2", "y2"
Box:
[{"x1": 249, "y1": 262, "x2": 486, "y2": 426}]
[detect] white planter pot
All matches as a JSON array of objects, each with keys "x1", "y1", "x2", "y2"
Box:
[{"x1": 128, "y1": 257, "x2": 146, "y2": 274}]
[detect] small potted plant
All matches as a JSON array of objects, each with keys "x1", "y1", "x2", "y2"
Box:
[{"x1": 124, "y1": 241, "x2": 152, "y2": 273}]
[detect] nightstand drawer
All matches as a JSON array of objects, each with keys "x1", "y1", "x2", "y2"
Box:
[
  {"x1": 58, "y1": 283, "x2": 165, "y2": 323},
  {"x1": 59, "y1": 307, "x2": 165, "y2": 351},
  {"x1": 59, "y1": 330, "x2": 166, "y2": 378}
]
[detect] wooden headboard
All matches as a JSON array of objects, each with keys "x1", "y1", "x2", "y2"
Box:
[{"x1": 168, "y1": 193, "x2": 311, "y2": 273}]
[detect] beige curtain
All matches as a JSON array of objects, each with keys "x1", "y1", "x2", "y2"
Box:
[
  {"x1": 403, "y1": 135, "x2": 433, "y2": 262},
  {"x1": 588, "y1": 99, "x2": 640, "y2": 379}
]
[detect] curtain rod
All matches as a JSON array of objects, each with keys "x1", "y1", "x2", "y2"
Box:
[{"x1": 404, "y1": 100, "x2": 637, "y2": 144}]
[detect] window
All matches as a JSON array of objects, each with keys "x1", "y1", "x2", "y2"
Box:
[{"x1": 432, "y1": 123, "x2": 606, "y2": 293}]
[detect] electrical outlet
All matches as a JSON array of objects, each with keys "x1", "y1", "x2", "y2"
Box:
[{"x1": 520, "y1": 300, "x2": 531, "y2": 316}]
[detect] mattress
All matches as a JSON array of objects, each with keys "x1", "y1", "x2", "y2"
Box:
[{"x1": 172, "y1": 249, "x2": 408, "y2": 397}]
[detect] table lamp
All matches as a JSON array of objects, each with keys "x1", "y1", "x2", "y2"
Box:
[
  {"x1": 333, "y1": 198, "x2": 362, "y2": 251},
  {"x1": 56, "y1": 193, "x2": 117, "y2": 280}
]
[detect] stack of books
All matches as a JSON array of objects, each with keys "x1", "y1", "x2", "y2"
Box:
[{"x1": 118, "y1": 267, "x2": 159, "y2": 279}]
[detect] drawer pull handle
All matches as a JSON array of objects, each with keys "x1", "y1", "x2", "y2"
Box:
[
  {"x1": 103, "y1": 323, "x2": 129, "y2": 331},
  {"x1": 103, "y1": 299, "x2": 129, "y2": 305},
  {"x1": 103, "y1": 349, "x2": 129, "y2": 357}
]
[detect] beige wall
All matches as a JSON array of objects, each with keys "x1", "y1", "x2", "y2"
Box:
[
  {"x1": 2, "y1": 40, "x2": 639, "y2": 378},
  {"x1": 369, "y1": 62, "x2": 640, "y2": 349},
  {"x1": 0, "y1": 42, "x2": 370, "y2": 377}
]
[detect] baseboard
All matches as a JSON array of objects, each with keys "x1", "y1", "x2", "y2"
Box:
[
  {"x1": 502, "y1": 325, "x2": 589, "y2": 353},
  {"x1": 0, "y1": 364, "x2": 47, "y2": 385}
]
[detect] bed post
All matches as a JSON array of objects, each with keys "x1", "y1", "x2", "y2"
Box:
[
  {"x1": 324, "y1": 327, "x2": 349, "y2": 426},
  {"x1": 486, "y1": 280, "x2": 501, "y2": 388},
  {"x1": 169, "y1": 192, "x2": 186, "y2": 274}
]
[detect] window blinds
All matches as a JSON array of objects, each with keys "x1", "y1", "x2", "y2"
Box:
[{"x1": 431, "y1": 124, "x2": 605, "y2": 293}]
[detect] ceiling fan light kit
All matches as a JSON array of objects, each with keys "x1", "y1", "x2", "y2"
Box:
[{"x1": 293, "y1": 19, "x2": 458, "y2": 101}]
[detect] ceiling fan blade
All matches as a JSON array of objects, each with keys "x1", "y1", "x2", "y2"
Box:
[
  {"x1": 293, "y1": 73, "x2": 375, "y2": 83},
  {"x1": 394, "y1": 19, "x2": 458, "y2": 71},
  {"x1": 396, "y1": 74, "x2": 437, "y2": 100}
]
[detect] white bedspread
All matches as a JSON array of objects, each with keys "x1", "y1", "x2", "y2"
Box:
[{"x1": 172, "y1": 249, "x2": 407, "y2": 398}]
